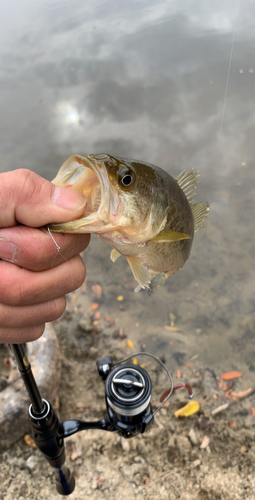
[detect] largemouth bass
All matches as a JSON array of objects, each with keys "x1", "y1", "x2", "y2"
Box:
[{"x1": 49, "y1": 154, "x2": 209, "y2": 294}]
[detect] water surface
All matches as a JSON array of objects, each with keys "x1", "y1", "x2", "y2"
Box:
[{"x1": 0, "y1": 0, "x2": 254, "y2": 384}]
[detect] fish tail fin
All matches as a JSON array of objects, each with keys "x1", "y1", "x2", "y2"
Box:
[
  {"x1": 147, "y1": 272, "x2": 169, "y2": 295},
  {"x1": 191, "y1": 201, "x2": 209, "y2": 232}
]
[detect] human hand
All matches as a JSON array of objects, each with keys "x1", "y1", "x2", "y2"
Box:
[{"x1": 0, "y1": 169, "x2": 90, "y2": 343}]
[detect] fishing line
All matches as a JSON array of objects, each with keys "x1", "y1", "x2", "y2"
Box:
[
  {"x1": 219, "y1": 30, "x2": 235, "y2": 136},
  {"x1": 47, "y1": 226, "x2": 69, "y2": 267},
  {"x1": 47, "y1": 226, "x2": 60, "y2": 252},
  {"x1": 202, "y1": 4, "x2": 239, "y2": 261}
]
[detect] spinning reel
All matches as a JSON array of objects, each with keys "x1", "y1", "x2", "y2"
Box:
[{"x1": 10, "y1": 344, "x2": 193, "y2": 496}]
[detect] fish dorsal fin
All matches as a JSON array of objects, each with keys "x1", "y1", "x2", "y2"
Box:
[
  {"x1": 191, "y1": 202, "x2": 209, "y2": 232},
  {"x1": 151, "y1": 229, "x2": 190, "y2": 243},
  {"x1": 110, "y1": 248, "x2": 121, "y2": 262},
  {"x1": 126, "y1": 256, "x2": 151, "y2": 290},
  {"x1": 176, "y1": 169, "x2": 199, "y2": 203}
]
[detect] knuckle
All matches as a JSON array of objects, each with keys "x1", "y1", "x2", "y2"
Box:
[
  {"x1": 51, "y1": 296, "x2": 66, "y2": 320},
  {"x1": 70, "y1": 256, "x2": 86, "y2": 289}
]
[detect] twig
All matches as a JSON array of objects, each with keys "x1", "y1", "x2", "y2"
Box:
[{"x1": 212, "y1": 387, "x2": 255, "y2": 416}]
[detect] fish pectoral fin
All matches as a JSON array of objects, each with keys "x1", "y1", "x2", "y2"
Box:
[
  {"x1": 150, "y1": 229, "x2": 191, "y2": 243},
  {"x1": 147, "y1": 272, "x2": 169, "y2": 295},
  {"x1": 191, "y1": 202, "x2": 209, "y2": 232},
  {"x1": 110, "y1": 248, "x2": 121, "y2": 262},
  {"x1": 126, "y1": 256, "x2": 151, "y2": 291}
]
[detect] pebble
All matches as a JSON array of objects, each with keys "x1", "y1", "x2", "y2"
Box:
[
  {"x1": 121, "y1": 438, "x2": 130, "y2": 453},
  {"x1": 189, "y1": 428, "x2": 199, "y2": 446},
  {"x1": 192, "y1": 459, "x2": 201, "y2": 468},
  {"x1": 134, "y1": 456, "x2": 146, "y2": 463},
  {"x1": 176, "y1": 435, "x2": 191, "y2": 454},
  {"x1": 25, "y1": 455, "x2": 37, "y2": 472}
]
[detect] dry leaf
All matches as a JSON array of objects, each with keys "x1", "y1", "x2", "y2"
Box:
[
  {"x1": 87, "y1": 303, "x2": 99, "y2": 313},
  {"x1": 164, "y1": 325, "x2": 183, "y2": 332},
  {"x1": 70, "y1": 443, "x2": 78, "y2": 461},
  {"x1": 3, "y1": 358, "x2": 11, "y2": 369},
  {"x1": 142, "y1": 477, "x2": 150, "y2": 485},
  {"x1": 176, "y1": 369, "x2": 182, "y2": 378},
  {"x1": 74, "y1": 402, "x2": 87, "y2": 412},
  {"x1": 91, "y1": 284, "x2": 102, "y2": 298},
  {"x1": 230, "y1": 388, "x2": 252, "y2": 399},
  {"x1": 24, "y1": 434, "x2": 36, "y2": 448},
  {"x1": 71, "y1": 294, "x2": 76, "y2": 304},
  {"x1": 53, "y1": 393, "x2": 60, "y2": 410},
  {"x1": 174, "y1": 401, "x2": 200, "y2": 418},
  {"x1": 94, "y1": 312, "x2": 101, "y2": 320},
  {"x1": 127, "y1": 340, "x2": 134, "y2": 349},
  {"x1": 200, "y1": 435, "x2": 210, "y2": 449},
  {"x1": 105, "y1": 315, "x2": 115, "y2": 326},
  {"x1": 97, "y1": 476, "x2": 103, "y2": 489},
  {"x1": 133, "y1": 357, "x2": 139, "y2": 365},
  {"x1": 212, "y1": 394, "x2": 218, "y2": 400},
  {"x1": 220, "y1": 371, "x2": 242, "y2": 381},
  {"x1": 93, "y1": 320, "x2": 99, "y2": 326},
  {"x1": 228, "y1": 421, "x2": 237, "y2": 430},
  {"x1": 117, "y1": 295, "x2": 124, "y2": 301},
  {"x1": 169, "y1": 312, "x2": 176, "y2": 326},
  {"x1": 248, "y1": 408, "x2": 255, "y2": 417}
]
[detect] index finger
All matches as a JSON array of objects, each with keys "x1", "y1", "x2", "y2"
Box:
[{"x1": 0, "y1": 226, "x2": 90, "y2": 271}]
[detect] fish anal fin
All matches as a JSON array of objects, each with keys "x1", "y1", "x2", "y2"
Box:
[
  {"x1": 151, "y1": 229, "x2": 190, "y2": 243},
  {"x1": 110, "y1": 248, "x2": 121, "y2": 262},
  {"x1": 191, "y1": 202, "x2": 209, "y2": 232},
  {"x1": 126, "y1": 256, "x2": 151, "y2": 290}
]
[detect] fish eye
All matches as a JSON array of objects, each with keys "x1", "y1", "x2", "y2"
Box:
[
  {"x1": 121, "y1": 173, "x2": 133, "y2": 186},
  {"x1": 118, "y1": 166, "x2": 136, "y2": 189}
]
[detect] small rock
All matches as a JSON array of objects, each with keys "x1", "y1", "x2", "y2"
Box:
[
  {"x1": 167, "y1": 435, "x2": 178, "y2": 462},
  {"x1": 79, "y1": 317, "x2": 93, "y2": 332},
  {"x1": 189, "y1": 428, "x2": 199, "y2": 446},
  {"x1": 200, "y1": 435, "x2": 210, "y2": 449},
  {"x1": 121, "y1": 438, "x2": 130, "y2": 453},
  {"x1": 176, "y1": 435, "x2": 191, "y2": 454},
  {"x1": 25, "y1": 455, "x2": 37, "y2": 472},
  {"x1": 133, "y1": 456, "x2": 145, "y2": 463},
  {"x1": 192, "y1": 459, "x2": 201, "y2": 468},
  {"x1": 91, "y1": 477, "x2": 98, "y2": 490},
  {"x1": 136, "y1": 441, "x2": 147, "y2": 455}
]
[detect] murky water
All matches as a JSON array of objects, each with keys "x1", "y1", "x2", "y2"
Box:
[{"x1": 0, "y1": 0, "x2": 254, "y2": 382}]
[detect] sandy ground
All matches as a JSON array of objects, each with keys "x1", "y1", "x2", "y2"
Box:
[{"x1": 1, "y1": 277, "x2": 255, "y2": 499}]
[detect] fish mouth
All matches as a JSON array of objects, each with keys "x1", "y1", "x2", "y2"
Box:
[{"x1": 51, "y1": 154, "x2": 111, "y2": 231}]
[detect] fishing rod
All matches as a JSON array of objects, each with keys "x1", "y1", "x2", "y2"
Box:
[{"x1": 9, "y1": 343, "x2": 193, "y2": 496}]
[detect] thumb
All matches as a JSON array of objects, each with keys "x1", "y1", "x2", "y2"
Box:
[{"x1": 0, "y1": 169, "x2": 86, "y2": 228}]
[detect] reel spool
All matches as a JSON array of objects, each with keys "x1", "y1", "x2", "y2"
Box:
[{"x1": 105, "y1": 364, "x2": 153, "y2": 437}]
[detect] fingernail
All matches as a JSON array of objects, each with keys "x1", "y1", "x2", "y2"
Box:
[
  {"x1": 52, "y1": 185, "x2": 86, "y2": 211},
  {"x1": 0, "y1": 239, "x2": 18, "y2": 262}
]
